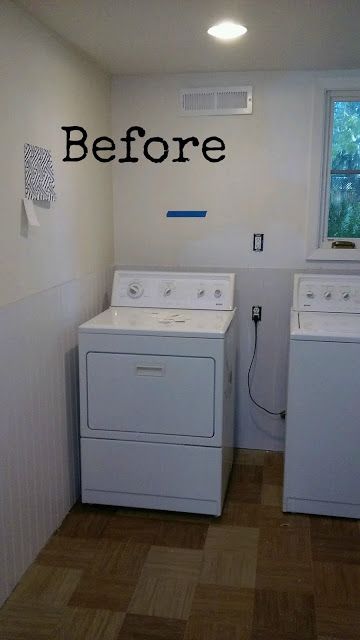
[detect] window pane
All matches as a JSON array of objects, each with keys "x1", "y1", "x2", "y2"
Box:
[
  {"x1": 332, "y1": 101, "x2": 360, "y2": 170},
  {"x1": 328, "y1": 174, "x2": 360, "y2": 238}
]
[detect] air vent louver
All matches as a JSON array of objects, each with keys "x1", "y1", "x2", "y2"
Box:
[{"x1": 180, "y1": 86, "x2": 252, "y2": 116}]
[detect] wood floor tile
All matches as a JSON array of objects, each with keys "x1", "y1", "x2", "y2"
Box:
[
  {"x1": 71, "y1": 503, "x2": 118, "y2": 515},
  {"x1": 91, "y1": 541, "x2": 150, "y2": 580},
  {"x1": 262, "y1": 452, "x2": 284, "y2": 485},
  {"x1": 214, "y1": 502, "x2": 261, "y2": 528},
  {"x1": 259, "y1": 505, "x2": 310, "y2": 530},
  {"x1": 310, "y1": 516, "x2": 359, "y2": 539},
  {"x1": 102, "y1": 516, "x2": 208, "y2": 549},
  {"x1": 218, "y1": 502, "x2": 261, "y2": 527},
  {"x1": 234, "y1": 449, "x2": 265, "y2": 467},
  {"x1": 129, "y1": 576, "x2": 196, "y2": 620},
  {"x1": 201, "y1": 526, "x2": 258, "y2": 588},
  {"x1": 147, "y1": 510, "x2": 212, "y2": 525},
  {"x1": 261, "y1": 484, "x2": 282, "y2": 507},
  {"x1": 185, "y1": 615, "x2": 251, "y2": 640},
  {"x1": 119, "y1": 613, "x2": 186, "y2": 639},
  {"x1": 190, "y1": 584, "x2": 254, "y2": 627},
  {"x1": 313, "y1": 561, "x2": 360, "y2": 607},
  {"x1": 142, "y1": 546, "x2": 203, "y2": 579},
  {"x1": 316, "y1": 636, "x2": 347, "y2": 640},
  {"x1": 252, "y1": 588, "x2": 316, "y2": 639},
  {"x1": 57, "y1": 510, "x2": 110, "y2": 538},
  {"x1": 252, "y1": 632, "x2": 314, "y2": 640},
  {"x1": 255, "y1": 562, "x2": 313, "y2": 593},
  {"x1": 156, "y1": 521, "x2": 208, "y2": 550},
  {"x1": 103, "y1": 516, "x2": 162, "y2": 544},
  {"x1": 226, "y1": 481, "x2": 262, "y2": 505},
  {"x1": 200, "y1": 549, "x2": 257, "y2": 588},
  {"x1": 258, "y1": 526, "x2": 312, "y2": 566},
  {"x1": 256, "y1": 526, "x2": 313, "y2": 592},
  {"x1": 11, "y1": 564, "x2": 82, "y2": 607},
  {"x1": 316, "y1": 606, "x2": 360, "y2": 639},
  {"x1": 36, "y1": 535, "x2": 99, "y2": 569},
  {"x1": 59, "y1": 607, "x2": 124, "y2": 640},
  {"x1": 225, "y1": 466, "x2": 263, "y2": 504},
  {"x1": 0, "y1": 602, "x2": 64, "y2": 639},
  {"x1": 3, "y1": 449, "x2": 360, "y2": 640},
  {"x1": 311, "y1": 533, "x2": 360, "y2": 564},
  {"x1": 115, "y1": 507, "x2": 211, "y2": 525},
  {"x1": 231, "y1": 465, "x2": 263, "y2": 485},
  {"x1": 205, "y1": 525, "x2": 259, "y2": 553},
  {"x1": 69, "y1": 574, "x2": 136, "y2": 612}
]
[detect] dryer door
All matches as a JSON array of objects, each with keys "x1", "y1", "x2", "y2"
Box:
[{"x1": 86, "y1": 352, "x2": 215, "y2": 438}]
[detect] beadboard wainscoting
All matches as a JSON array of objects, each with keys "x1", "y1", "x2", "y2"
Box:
[{"x1": 0, "y1": 267, "x2": 113, "y2": 606}]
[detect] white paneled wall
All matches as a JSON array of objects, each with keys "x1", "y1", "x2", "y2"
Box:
[
  {"x1": 234, "y1": 268, "x2": 294, "y2": 450},
  {"x1": 0, "y1": 268, "x2": 112, "y2": 606}
]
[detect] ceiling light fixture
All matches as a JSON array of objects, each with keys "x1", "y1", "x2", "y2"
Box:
[{"x1": 207, "y1": 21, "x2": 247, "y2": 41}]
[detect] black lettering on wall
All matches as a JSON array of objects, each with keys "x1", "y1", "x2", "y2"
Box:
[
  {"x1": 172, "y1": 137, "x2": 199, "y2": 163},
  {"x1": 62, "y1": 126, "x2": 88, "y2": 161},
  {"x1": 143, "y1": 137, "x2": 169, "y2": 163},
  {"x1": 61, "y1": 126, "x2": 227, "y2": 164},
  {"x1": 202, "y1": 136, "x2": 226, "y2": 163},
  {"x1": 92, "y1": 136, "x2": 116, "y2": 162},
  {"x1": 118, "y1": 126, "x2": 146, "y2": 163}
]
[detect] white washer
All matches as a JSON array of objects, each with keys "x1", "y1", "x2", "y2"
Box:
[
  {"x1": 79, "y1": 270, "x2": 237, "y2": 516},
  {"x1": 283, "y1": 273, "x2": 360, "y2": 518}
]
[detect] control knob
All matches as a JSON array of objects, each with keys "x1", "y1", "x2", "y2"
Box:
[
  {"x1": 214, "y1": 289, "x2": 222, "y2": 299},
  {"x1": 306, "y1": 291, "x2": 314, "y2": 299},
  {"x1": 342, "y1": 291, "x2": 350, "y2": 300},
  {"x1": 324, "y1": 290, "x2": 332, "y2": 300},
  {"x1": 127, "y1": 282, "x2": 143, "y2": 298},
  {"x1": 197, "y1": 288, "x2": 205, "y2": 298},
  {"x1": 163, "y1": 287, "x2": 172, "y2": 297}
]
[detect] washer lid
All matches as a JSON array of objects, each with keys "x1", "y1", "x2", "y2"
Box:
[
  {"x1": 79, "y1": 307, "x2": 236, "y2": 338},
  {"x1": 291, "y1": 311, "x2": 360, "y2": 341}
]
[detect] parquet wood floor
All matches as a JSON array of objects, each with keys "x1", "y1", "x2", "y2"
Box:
[{"x1": 1, "y1": 450, "x2": 359, "y2": 639}]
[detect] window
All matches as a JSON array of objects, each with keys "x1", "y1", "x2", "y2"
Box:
[{"x1": 321, "y1": 91, "x2": 360, "y2": 245}]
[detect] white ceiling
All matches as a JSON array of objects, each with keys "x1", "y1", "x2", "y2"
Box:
[{"x1": 16, "y1": 0, "x2": 360, "y2": 75}]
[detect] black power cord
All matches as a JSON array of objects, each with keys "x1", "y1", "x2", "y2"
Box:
[{"x1": 248, "y1": 319, "x2": 286, "y2": 419}]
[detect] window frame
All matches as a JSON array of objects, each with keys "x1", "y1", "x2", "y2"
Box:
[
  {"x1": 307, "y1": 77, "x2": 360, "y2": 262},
  {"x1": 321, "y1": 90, "x2": 360, "y2": 243}
]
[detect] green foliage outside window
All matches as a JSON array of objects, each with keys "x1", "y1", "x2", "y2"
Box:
[{"x1": 328, "y1": 101, "x2": 360, "y2": 238}]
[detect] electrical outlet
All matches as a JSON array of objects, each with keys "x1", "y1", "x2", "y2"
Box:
[
  {"x1": 252, "y1": 305, "x2": 262, "y2": 322},
  {"x1": 253, "y1": 233, "x2": 264, "y2": 252}
]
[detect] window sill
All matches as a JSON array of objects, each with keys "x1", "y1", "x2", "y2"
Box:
[{"x1": 307, "y1": 247, "x2": 360, "y2": 262}]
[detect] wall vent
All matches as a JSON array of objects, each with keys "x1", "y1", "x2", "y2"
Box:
[{"x1": 180, "y1": 86, "x2": 252, "y2": 116}]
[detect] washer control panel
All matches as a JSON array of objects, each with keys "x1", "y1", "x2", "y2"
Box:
[
  {"x1": 111, "y1": 271, "x2": 235, "y2": 310},
  {"x1": 294, "y1": 274, "x2": 360, "y2": 313}
]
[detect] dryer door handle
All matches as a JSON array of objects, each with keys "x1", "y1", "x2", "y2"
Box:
[{"x1": 135, "y1": 364, "x2": 165, "y2": 377}]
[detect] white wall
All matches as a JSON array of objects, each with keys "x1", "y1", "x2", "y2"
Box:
[
  {"x1": 0, "y1": 1, "x2": 113, "y2": 605},
  {"x1": 0, "y1": 0, "x2": 113, "y2": 307},
  {"x1": 0, "y1": 267, "x2": 112, "y2": 607},
  {"x1": 111, "y1": 71, "x2": 360, "y2": 450},
  {"x1": 112, "y1": 72, "x2": 313, "y2": 270}
]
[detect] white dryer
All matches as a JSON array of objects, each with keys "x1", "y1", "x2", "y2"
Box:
[
  {"x1": 79, "y1": 271, "x2": 237, "y2": 516},
  {"x1": 283, "y1": 273, "x2": 360, "y2": 518}
]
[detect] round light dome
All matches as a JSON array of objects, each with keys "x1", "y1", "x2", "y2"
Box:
[{"x1": 207, "y1": 21, "x2": 247, "y2": 41}]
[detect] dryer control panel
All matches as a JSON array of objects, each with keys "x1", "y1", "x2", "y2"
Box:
[
  {"x1": 111, "y1": 271, "x2": 235, "y2": 310},
  {"x1": 294, "y1": 274, "x2": 360, "y2": 313}
]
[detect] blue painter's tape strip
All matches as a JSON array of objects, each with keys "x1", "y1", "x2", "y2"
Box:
[{"x1": 166, "y1": 210, "x2": 207, "y2": 218}]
